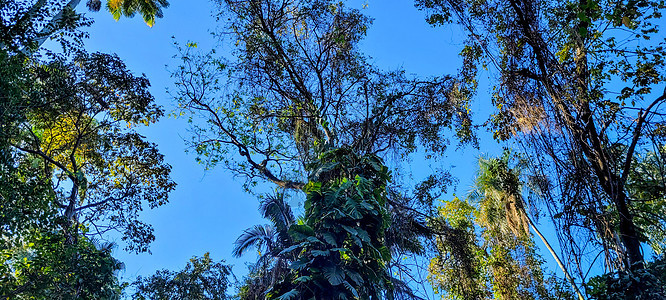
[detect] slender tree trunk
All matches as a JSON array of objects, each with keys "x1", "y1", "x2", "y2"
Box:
[{"x1": 522, "y1": 207, "x2": 586, "y2": 300}]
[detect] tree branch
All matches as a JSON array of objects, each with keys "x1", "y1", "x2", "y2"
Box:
[{"x1": 621, "y1": 89, "x2": 666, "y2": 185}]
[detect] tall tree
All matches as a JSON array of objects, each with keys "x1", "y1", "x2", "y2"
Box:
[
  {"x1": 131, "y1": 253, "x2": 234, "y2": 300},
  {"x1": 1, "y1": 51, "x2": 175, "y2": 298},
  {"x1": 428, "y1": 155, "x2": 579, "y2": 300},
  {"x1": 7, "y1": 52, "x2": 175, "y2": 252},
  {"x1": 233, "y1": 192, "x2": 296, "y2": 299},
  {"x1": 473, "y1": 154, "x2": 583, "y2": 299},
  {"x1": 0, "y1": 12, "x2": 174, "y2": 297},
  {"x1": 416, "y1": 0, "x2": 666, "y2": 281},
  {"x1": 1, "y1": 0, "x2": 174, "y2": 297},
  {"x1": 173, "y1": 0, "x2": 474, "y2": 297}
]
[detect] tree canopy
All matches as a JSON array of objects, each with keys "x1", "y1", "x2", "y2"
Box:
[
  {"x1": 2, "y1": 0, "x2": 666, "y2": 299},
  {"x1": 417, "y1": 0, "x2": 666, "y2": 297},
  {"x1": 1, "y1": 0, "x2": 173, "y2": 298}
]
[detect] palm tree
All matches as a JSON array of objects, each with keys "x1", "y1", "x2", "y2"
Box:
[
  {"x1": 90, "y1": 0, "x2": 170, "y2": 27},
  {"x1": 12, "y1": 0, "x2": 170, "y2": 54},
  {"x1": 233, "y1": 192, "x2": 296, "y2": 299},
  {"x1": 473, "y1": 153, "x2": 585, "y2": 300}
]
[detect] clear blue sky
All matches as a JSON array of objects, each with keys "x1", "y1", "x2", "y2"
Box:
[{"x1": 73, "y1": 0, "x2": 536, "y2": 291}]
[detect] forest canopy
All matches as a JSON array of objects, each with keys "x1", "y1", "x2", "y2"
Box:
[{"x1": 1, "y1": 0, "x2": 665, "y2": 299}]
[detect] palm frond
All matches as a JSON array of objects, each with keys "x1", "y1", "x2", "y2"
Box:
[
  {"x1": 260, "y1": 192, "x2": 295, "y2": 231},
  {"x1": 233, "y1": 224, "x2": 275, "y2": 257}
]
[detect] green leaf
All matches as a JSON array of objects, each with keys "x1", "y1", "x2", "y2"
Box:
[
  {"x1": 306, "y1": 236, "x2": 322, "y2": 244},
  {"x1": 322, "y1": 233, "x2": 338, "y2": 246},
  {"x1": 311, "y1": 250, "x2": 330, "y2": 257},
  {"x1": 112, "y1": 9, "x2": 122, "y2": 21},
  {"x1": 290, "y1": 258, "x2": 311, "y2": 270},
  {"x1": 343, "y1": 280, "x2": 360, "y2": 298},
  {"x1": 378, "y1": 245, "x2": 391, "y2": 262},
  {"x1": 294, "y1": 276, "x2": 312, "y2": 283},
  {"x1": 345, "y1": 270, "x2": 364, "y2": 285},
  {"x1": 356, "y1": 228, "x2": 370, "y2": 243},
  {"x1": 340, "y1": 225, "x2": 358, "y2": 236},
  {"x1": 304, "y1": 181, "x2": 322, "y2": 193},
  {"x1": 289, "y1": 224, "x2": 314, "y2": 241},
  {"x1": 323, "y1": 265, "x2": 345, "y2": 286},
  {"x1": 276, "y1": 289, "x2": 299, "y2": 300},
  {"x1": 310, "y1": 162, "x2": 340, "y2": 180},
  {"x1": 278, "y1": 244, "x2": 300, "y2": 256}
]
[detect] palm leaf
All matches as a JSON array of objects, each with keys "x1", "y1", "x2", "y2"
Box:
[{"x1": 233, "y1": 224, "x2": 275, "y2": 257}]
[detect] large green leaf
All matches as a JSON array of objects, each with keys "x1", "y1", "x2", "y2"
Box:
[
  {"x1": 309, "y1": 161, "x2": 340, "y2": 181},
  {"x1": 322, "y1": 233, "x2": 338, "y2": 246},
  {"x1": 290, "y1": 257, "x2": 311, "y2": 271},
  {"x1": 276, "y1": 289, "x2": 299, "y2": 300},
  {"x1": 343, "y1": 280, "x2": 360, "y2": 298},
  {"x1": 345, "y1": 270, "x2": 364, "y2": 285},
  {"x1": 288, "y1": 224, "x2": 314, "y2": 241},
  {"x1": 278, "y1": 244, "x2": 300, "y2": 256},
  {"x1": 323, "y1": 265, "x2": 345, "y2": 286},
  {"x1": 356, "y1": 228, "x2": 370, "y2": 243},
  {"x1": 311, "y1": 250, "x2": 330, "y2": 257}
]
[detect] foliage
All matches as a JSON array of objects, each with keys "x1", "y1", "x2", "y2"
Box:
[
  {"x1": 428, "y1": 155, "x2": 578, "y2": 299},
  {"x1": 174, "y1": 0, "x2": 478, "y2": 298},
  {"x1": 86, "y1": 0, "x2": 170, "y2": 27},
  {"x1": 6, "y1": 51, "x2": 175, "y2": 253},
  {"x1": 265, "y1": 148, "x2": 393, "y2": 299},
  {"x1": 587, "y1": 256, "x2": 666, "y2": 300},
  {"x1": 234, "y1": 192, "x2": 296, "y2": 299},
  {"x1": 0, "y1": 0, "x2": 169, "y2": 57},
  {"x1": 416, "y1": 0, "x2": 666, "y2": 279},
  {"x1": 173, "y1": 0, "x2": 474, "y2": 191},
  {"x1": 428, "y1": 197, "x2": 489, "y2": 299},
  {"x1": 131, "y1": 253, "x2": 234, "y2": 300},
  {"x1": 0, "y1": 0, "x2": 93, "y2": 54},
  {"x1": 625, "y1": 146, "x2": 666, "y2": 255},
  {"x1": 1, "y1": 3, "x2": 173, "y2": 296},
  {"x1": 0, "y1": 232, "x2": 125, "y2": 300},
  {"x1": 0, "y1": 0, "x2": 174, "y2": 297}
]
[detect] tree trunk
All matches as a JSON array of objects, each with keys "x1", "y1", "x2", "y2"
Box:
[{"x1": 523, "y1": 207, "x2": 586, "y2": 300}]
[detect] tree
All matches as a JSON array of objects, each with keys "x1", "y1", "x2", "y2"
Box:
[
  {"x1": 233, "y1": 192, "x2": 296, "y2": 299},
  {"x1": 416, "y1": 0, "x2": 666, "y2": 289},
  {"x1": 472, "y1": 154, "x2": 583, "y2": 299},
  {"x1": 87, "y1": 0, "x2": 170, "y2": 27},
  {"x1": 427, "y1": 197, "x2": 490, "y2": 300},
  {"x1": 7, "y1": 52, "x2": 175, "y2": 252},
  {"x1": 1, "y1": 0, "x2": 174, "y2": 297},
  {"x1": 1, "y1": 12, "x2": 174, "y2": 297},
  {"x1": 131, "y1": 253, "x2": 234, "y2": 300},
  {"x1": 0, "y1": 50, "x2": 175, "y2": 298},
  {"x1": 173, "y1": 0, "x2": 474, "y2": 297},
  {"x1": 0, "y1": 0, "x2": 169, "y2": 55},
  {"x1": 428, "y1": 154, "x2": 578, "y2": 300},
  {"x1": 1, "y1": 234, "x2": 125, "y2": 300}
]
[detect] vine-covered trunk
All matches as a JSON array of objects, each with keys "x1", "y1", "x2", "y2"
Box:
[{"x1": 270, "y1": 148, "x2": 393, "y2": 299}]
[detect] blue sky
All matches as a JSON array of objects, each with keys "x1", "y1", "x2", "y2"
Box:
[{"x1": 72, "y1": 0, "x2": 543, "y2": 291}]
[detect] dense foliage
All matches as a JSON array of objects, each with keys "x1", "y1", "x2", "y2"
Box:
[
  {"x1": 172, "y1": 0, "x2": 477, "y2": 298},
  {"x1": 417, "y1": 0, "x2": 666, "y2": 297},
  {"x1": 1, "y1": 1, "x2": 173, "y2": 298},
  {"x1": 428, "y1": 154, "x2": 580, "y2": 299},
  {"x1": 2, "y1": 0, "x2": 666, "y2": 298},
  {"x1": 132, "y1": 253, "x2": 234, "y2": 300}
]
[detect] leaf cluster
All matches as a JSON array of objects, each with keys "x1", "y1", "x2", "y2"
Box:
[{"x1": 132, "y1": 253, "x2": 234, "y2": 300}]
